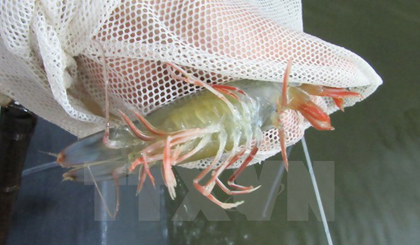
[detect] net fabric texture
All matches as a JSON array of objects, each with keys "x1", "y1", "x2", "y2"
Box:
[{"x1": 0, "y1": 0, "x2": 382, "y2": 169}]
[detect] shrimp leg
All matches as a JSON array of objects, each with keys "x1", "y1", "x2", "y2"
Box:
[
  {"x1": 87, "y1": 165, "x2": 124, "y2": 219},
  {"x1": 275, "y1": 59, "x2": 293, "y2": 171},
  {"x1": 192, "y1": 129, "x2": 245, "y2": 209},
  {"x1": 227, "y1": 128, "x2": 263, "y2": 193},
  {"x1": 213, "y1": 126, "x2": 263, "y2": 195},
  {"x1": 203, "y1": 129, "x2": 243, "y2": 192},
  {"x1": 120, "y1": 111, "x2": 180, "y2": 172},
  {"x1": 133, "y1": 155, "x2": 154, "y2": 194},
  {"x1": 162, "y1": 127, "x2": 220, "y2": 199},
  {"x1": 94, "y1": 40, "x2": 129, "y2": 149},
  {"x1": 93, "y1": 40, "x2": 113, "y2": 148},
  {"x1": 193, "y1": 130, "x2": 227, "y2": 194},
  {"x1": 165, "y1": 62, "x2": 241, "y2": 120},
  {"x1": 132, "y1": 111, "x2": 168, "y2": 136},
  {"x1": 120, "y1": 111, "x2": 157, "y2": 141}
]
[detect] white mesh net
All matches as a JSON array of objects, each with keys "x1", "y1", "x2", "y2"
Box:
[{"x1": 0, "y1": 0, "x2": 382, "y2": 168}]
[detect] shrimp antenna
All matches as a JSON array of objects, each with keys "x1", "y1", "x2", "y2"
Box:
[
  {"x1": 87, "y1": 165, "x2": 121, "y2": 219},
  {"x1": 38, "y1": 150, "x2": 59, "y2": 158},
  {"x1": 93, "y1": 40, "x2": 114, "y2": 148}
]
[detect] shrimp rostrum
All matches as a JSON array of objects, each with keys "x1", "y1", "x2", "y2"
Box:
[{"x1": 57, "y1": 60, "x2": 361, "y2": 209}]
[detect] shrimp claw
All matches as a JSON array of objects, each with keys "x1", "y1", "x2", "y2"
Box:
[
  {"x1": 274, "y1": 60, "x2": 362, "y2": 171},
  {"x1": 288, "y1": 86, "x2": 334, "y2": 131},
  {"x1": 275, "y1": 59, "x2": 334, "y2": 170},
  {"x1": 299, "y1": 84, "x2": 363, "y2": 111}
]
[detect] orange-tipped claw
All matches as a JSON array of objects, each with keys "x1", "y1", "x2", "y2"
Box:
[
  {"x1": 274, "y1": 61, "x2": 364, "y2": 171},
  {"x1": 333, "y1": 98, "x2": 345, "y2": 111},
  {"x1": 288, "y1": 86, "x2": 334, "y2": 131},
  {"x1": 299, "y1": 84, "x2": 362, "y2": 111},
  {"x1": 295, "y1": 99, "x2": 334, "y2": 131}
]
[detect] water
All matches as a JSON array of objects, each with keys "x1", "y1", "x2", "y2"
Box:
[
  {"x1": 294, "y1": 1, "x2": 420, "y2": 244},
  {"x1": 7, "y1": 0, "x2": 420, "y2": 244}
]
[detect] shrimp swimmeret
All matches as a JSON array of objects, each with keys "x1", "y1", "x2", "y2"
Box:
[{"x1": 57, "y1": 61, "x2": 361, "y2": 210}]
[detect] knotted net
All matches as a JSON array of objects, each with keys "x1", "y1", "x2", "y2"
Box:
[{"x1": 0, "y1": 0, "x2": 382, "y2": 168}]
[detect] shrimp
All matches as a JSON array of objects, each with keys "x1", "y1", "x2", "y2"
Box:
[{"x1": 57, "y1": 60, "x2": 361, "y2": 210}]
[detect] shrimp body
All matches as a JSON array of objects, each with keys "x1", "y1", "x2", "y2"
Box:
[
  {"x1": 58, "y1": 61, "x2": 361, "y2": 209},
  {"x1": 142, "y1": 80, "x2": 279, "y2": 162}
]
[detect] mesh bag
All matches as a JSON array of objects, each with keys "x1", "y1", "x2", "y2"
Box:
[{"x1": 0, "y1": 0, "x2": 382, "y2": 168}]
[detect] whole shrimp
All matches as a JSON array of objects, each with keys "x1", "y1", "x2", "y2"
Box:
[{"x1": 57, "y1": 60, "x2": 360, "y2": 209}]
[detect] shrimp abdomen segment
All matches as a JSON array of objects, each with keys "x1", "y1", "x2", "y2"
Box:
[
  {"x1": 146, "y1": 92, "x2": 237, "y2": 132},
  {"x1": 140, "y1": 80, "x2": 279, "y2": 162}
]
